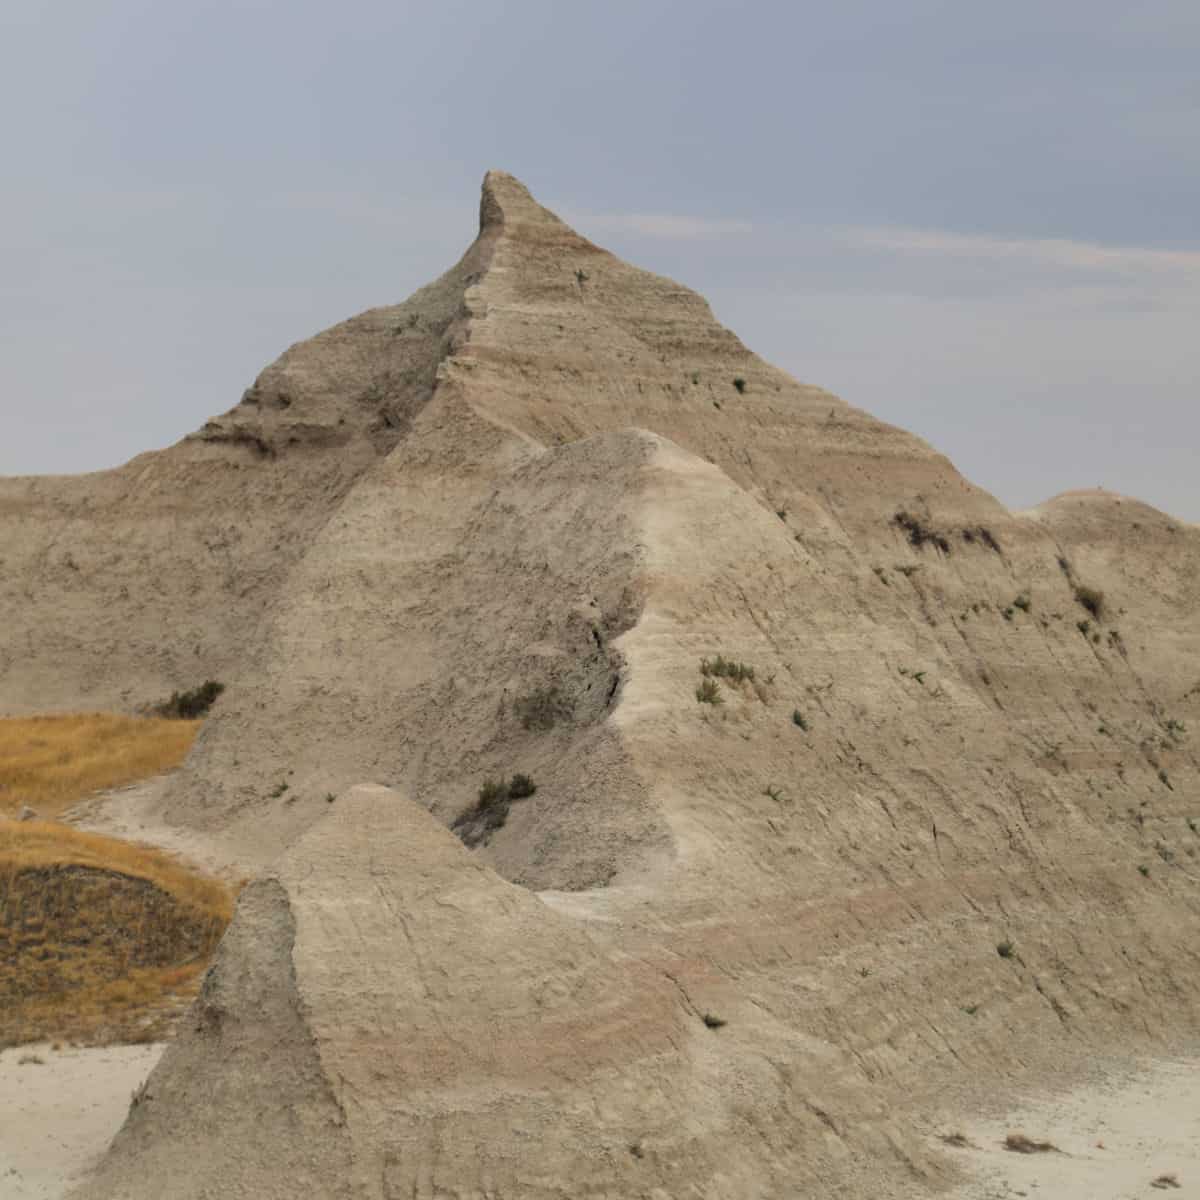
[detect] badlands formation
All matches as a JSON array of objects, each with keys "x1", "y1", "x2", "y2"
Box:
[{"x1": 2, "y1": 172, "x2": 1198, "y2": 1197}]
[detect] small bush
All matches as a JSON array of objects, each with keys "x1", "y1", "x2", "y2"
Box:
[
  {"x1": 732, "y1": 377, "x2": 746, "y2": 394},
  {"x1": 702, "y1": 1012, "x2": 727, "y2": 1029},
  {"x1": 507, "y1": 773, "x2": 537, "y2": 800},
  {"x1": 700, "y1": 655, "x2": 756, "y2": 683},
  {"x1": 894, "y1": 511, "x2": 951, "y2": 555},
  {"x1": 1004, "y1": 1133, "x2": 1058, "y2": 1155},
  {"x1": 1138, "y1": 864, "x2": 1151, "y2": 877},
  {"x1": 961, "y1": 526, "x2": 1002, "y2": 553},
  {"x1": 996, "y1": 940, "x2": 1015, "y2": 959},
  {"x1": 453, "y1": 774, "x2": 538, "y2": 848},
  {"x1": 696, "y1": 679, "x2": 722, "y2": 705},
  {"x1": 156, "y1": 681, "x2": 225, "y2": 720},
  {"x1": 1002, "y1": 607, "x2": 1015, "y2": 621},
  {"x1": 1077, "y1": 619, "x2": 1092, "y2": 636},
  {"x1": 1013, "y1": 593, "x2": 1031, "y2": 613},
  {"x1": 477, "y1": 778, "x2": 509, "y2": 810},
  {"x1": 792, "y1": 709, "x2": 809, "y2": 731},
  {"x1": 1074, "y1": 584, "x2": 1104, "y2": 619}
]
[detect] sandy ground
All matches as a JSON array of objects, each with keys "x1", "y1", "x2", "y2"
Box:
[
  {"x1": 65, "y1": 775, "x2": 246, "y2": 881},
  {"x1": 933, "y1": 1054, "x2": 1199, "y2": 1199},
  {"x1": 0, "y1": 1042, "x2": 163, "y2": 1200}
]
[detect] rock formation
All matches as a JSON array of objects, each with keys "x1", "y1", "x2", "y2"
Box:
[{"x1": 3, "y1": 172, "x2": 1196, "y2": 1197}]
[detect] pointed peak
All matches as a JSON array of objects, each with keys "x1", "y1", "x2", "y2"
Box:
[{"x1": 479, "y1": 169, "x2": 563, "y2": 234}]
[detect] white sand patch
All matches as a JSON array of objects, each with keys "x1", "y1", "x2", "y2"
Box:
[
  {"x1": 0, "y1": 1042, "x2": 163, "y2": 1200},
  {"x1": 935, "y1": 1055, "x2": 1199, "y2": 1199}
]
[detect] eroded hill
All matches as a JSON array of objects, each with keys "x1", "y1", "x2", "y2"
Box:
[{"x1": 2, "y1": 173, "x2": 1196, "y2": 1199}]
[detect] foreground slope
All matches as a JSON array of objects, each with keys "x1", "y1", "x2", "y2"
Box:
[{"x1": 5, "y1": 173, "x2": 1196, "y2": 1197}]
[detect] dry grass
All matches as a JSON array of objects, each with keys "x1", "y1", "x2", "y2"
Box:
[
  {"x1": 0, "y1": 713, "x2": 200, "y2": 817},
  {"x1": 1151, "y1": 1173, "x2": 1181, "y2": 1190},
  {"x1": 0, "y1": 821, "x2": 233, "y2": 1047}
]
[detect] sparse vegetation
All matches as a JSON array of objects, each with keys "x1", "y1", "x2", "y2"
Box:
[
  {"x1": 700, "y1": 655, "x2": 756, "y2": 684},
  {"x1": 996, "y1": 940, "x2": 1015, "y2": 959},
  {"x1": 0, "y1": 714, "x2": 201, "y2": 818},
  {"x1": 0, "y1": 821, "x2": 233, "y2": 1047},
  {"x1": 894, "y1": 510, "x2": 951, "y2": 554},
  {"x1": 1002, "y1": 607, "x2": 1015, "y2": 621},
  {"x1": 696, "y1": 679, "x2": 723, "y2": 705},
  {"x1": 792, "y1": 709, "x2": 809, "y2": 731},
  {"x1": 452, "y1": 774, "x2": 539, "y2": 847},
  {"x1": 1003, "y1": 1133, "x2": 1058, "y2": 1155},
  {"x1": 155, "y1": 680, "x2": 225, "y2": 720},
  {"x1": 702, "y1": 1012, "x2": 727, "y2": 1029},
  {"x1": 961, "y1": 526, "x2": 1002, "y2": 553},
  {"x1": 1165, "y1": 718, "x2": 1187, "y2": 739},
  {"x1": 1074, "y1": 584, "x2": 1105, "y2": 620},
  {"x1": 1013, "y1": 593, "x2": 1031, "y2": 613},
  {"x1": 508, "y1": 772, "x2": 537, "y2": 800},
  {"x1": 872, "y1": 565, "x2": 890, "y2": 585},
  {"x1": 1158, "y1": 768, "x2": 1173, "y2": 790},
  {"x1": 1151, "y1": 1173, "x2": 1181, "y2": 1190},
  {"x1": 940, "y1": 1132, "x2": 974, "y2": 1148},
  {"x1": 732, "y1": 377, "x2": 746, "y2": 394},
  {"x1": 1139, "y1": 864, "x2": 1151, "y2": 877},
  {"x1": 1077, "y1": 619, "x2": 1092, "y2": 637},
  {"x1": 763, "y1": 784, "x2": 783, "y2": 803}
]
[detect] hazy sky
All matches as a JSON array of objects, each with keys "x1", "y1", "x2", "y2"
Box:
[{"x1": 2, "y1": 0, "x2": 1197, "y2": 518}]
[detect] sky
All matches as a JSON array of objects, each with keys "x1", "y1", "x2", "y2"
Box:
[{"x1": 1, "y1": 0, "x2": 1197, "y2": 519}]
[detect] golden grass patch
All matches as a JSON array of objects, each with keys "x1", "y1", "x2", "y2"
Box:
[
  {"x1": 0, "y1": 713, "x2": 200, "y2": 817},
  {"x1": 0, "y1": 821, "x2": 234, "y2": 1047}
]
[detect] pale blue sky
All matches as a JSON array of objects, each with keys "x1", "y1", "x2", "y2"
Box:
[{"x1": 2, "y1": 0, "x2": 1197, "y2": 517}]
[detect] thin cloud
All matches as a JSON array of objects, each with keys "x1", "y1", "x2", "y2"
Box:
[
  {"x1": 570, "y1": 211, "x2": 753, "y2": 239},
  {"x1": 839, "y1": 226, "x2": 1200, "y2": 275}
]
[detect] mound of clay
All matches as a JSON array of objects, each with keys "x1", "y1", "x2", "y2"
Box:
[{"x1": 2, "y1": 172, "x2": 1194, "y2": 1196}]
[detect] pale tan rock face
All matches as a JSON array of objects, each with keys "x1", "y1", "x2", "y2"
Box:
[{"x1": 6, "y1": 172, "x2": 1196, "y2": 1197}]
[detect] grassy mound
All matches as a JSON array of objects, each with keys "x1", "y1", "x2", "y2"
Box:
[
  {"x1": 0, "y1": 714, "x2": 201, "y2": 817},
  {"x1": 0, "y1": 822, "x2": 233, "y2": 1047}
]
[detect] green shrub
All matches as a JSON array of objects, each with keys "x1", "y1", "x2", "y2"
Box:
[
  {"x1": 477, "y1": 778, "x2": 509, "y2": 810},
  {"x1": 700, "y1": 655, "x2": 756, "y2": 683},
  {"x1": 508, "y1": 773, "x2": 537, "y2": 800},
  {"x1": 696, "y1": 679, "x2": 722, "y2": 705},
  {"x1": 996, "y1": 940, "x2": 1015, "y2": 959},
  {"x1": 792, "y1": 709, "x2": 809, "y2": 731},
  {"x1": 1013, "y1": 593, "x2": 1031, "y2": 613},
  {"x1": 894, "y1": 511, "x2": 951, "y2": 555},
  {"x1": 732, "y1": 377, "x2": 746, "y2": 394},
  {"x1": 156, "y1": 680, "x2": 225, "y2": 719}
]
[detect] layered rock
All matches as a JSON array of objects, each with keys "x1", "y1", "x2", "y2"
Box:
[{"x1": 4, "y1": 172, "x2": 1195, "y2": 1197}]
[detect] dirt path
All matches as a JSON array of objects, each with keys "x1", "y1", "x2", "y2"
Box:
[
  {"x1": 0, "y1": 1042, "x2": 164, "y2": 1200},
  {"x1": 931, "y1": 1053, "x2": 1199, "y2": 1199},
  {"x1": 64, "y1": 775, "x2": 249, "y2": 881}
]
